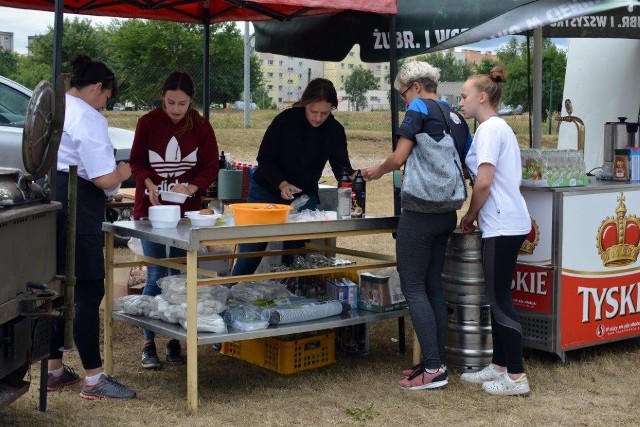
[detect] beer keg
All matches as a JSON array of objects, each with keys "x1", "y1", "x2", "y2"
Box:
[{"x1": 442, "y1": 229, "x2": 492, "y2": 372}]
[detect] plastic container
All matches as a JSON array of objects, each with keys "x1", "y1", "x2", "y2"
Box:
[
  {"x1": 221, "y1": 332, "x2": 336, "y2": 374},
  {"x1": 184, "y1": 212, "x2": 222, "y2": 227},
  {"x1": 217, "y1": 169, "x2": 243, "y2": 200},
  {"x1": 229, "y1": 203, "x2": 292, "y2": 225},
  {"x1": 159, "y1": 190, "x2": 189, "y2": 204}
]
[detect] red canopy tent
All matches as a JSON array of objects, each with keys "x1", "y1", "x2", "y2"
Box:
[
  {"x1": 0, "y1": 0, "x2": 399, "y2": 413},
  {"x1": 0, "y1": 0, "x2": 397, "y2": 117},
  {"x1": 0, "y1": 0, "x2": 397, "y2": 22}
]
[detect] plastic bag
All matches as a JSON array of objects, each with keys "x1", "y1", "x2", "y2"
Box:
[
  {"x1": 127, "y1": 237, "x2": 144, "y2": 256},
  {"x1": 229, "y1": 280, "x2": 293, "y2": 303},
  {"x1": 114, "y1": 294, "x2": 156, "y2": 316},
  {"x1": 179, "y1": 314, "x2": 228, "y2": 334}
]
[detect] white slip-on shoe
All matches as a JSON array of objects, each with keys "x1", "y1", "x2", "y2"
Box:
[
  {"x1": 482, "y1": 372, "x2": 530, "y2": 396},
  {"x1": 460, "y1": 363, "x2": 503, "y2": 384}
]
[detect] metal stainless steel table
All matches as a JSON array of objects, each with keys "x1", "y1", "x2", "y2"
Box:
[{"x1": 102, "y1": 216, "x2": 404, "y2": 412}]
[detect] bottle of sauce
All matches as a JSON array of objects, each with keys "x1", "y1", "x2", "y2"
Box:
[
  {"x1": 351, "y1": 169, "x2": 365, "y2": 218},
  {"x1": 219, "y1": 151, "x2": 227, "y2": 170},
  {"x1": 337, "y1": 167, "x2": 352, "y2": 220}
]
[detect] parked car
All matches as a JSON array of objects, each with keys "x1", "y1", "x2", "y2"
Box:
[
  {"x1": 231, "y1": 100, "x2": 258, "y2": 111},
  {"x1": 498, "y1": 104, "x2": 524, "y2": 116},
  {"x1": 0, "y1": 75, "x2": 135, "y2": 244},
  {"x1": 498, "y1": 105, "x2": 514, "y2": 116}
]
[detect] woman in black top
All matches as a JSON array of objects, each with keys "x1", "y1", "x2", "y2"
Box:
[{"x1": 232, "y1": 78, "x2": 355, "y2": 276}]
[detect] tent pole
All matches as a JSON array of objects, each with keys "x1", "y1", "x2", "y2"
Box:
[
  {"x1": 389, "y1": 14, "x2": 400, "y2": 216},
  {"x1": 532, "y1": 27, "x2": 543, "y2": 148},
  {"x1": 203, "y1": 6, "x2": 211, "y2": 120}
]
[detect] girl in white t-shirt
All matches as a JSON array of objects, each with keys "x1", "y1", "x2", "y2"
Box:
[
  {"x1": 47, "y1": 54, "x2": 135, "y2": 401},
  {"x1": 458, "y1": 67, "x2": 532, "y2": 396}
]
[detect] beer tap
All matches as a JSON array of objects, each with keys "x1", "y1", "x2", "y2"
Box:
[{"x1": 556, "y1": 99, "x2": 585, "y2": 151}]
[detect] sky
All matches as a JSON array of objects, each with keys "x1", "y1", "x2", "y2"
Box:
[{"x1": 0, "y1": 6, "x2": 568, "y2": 57}]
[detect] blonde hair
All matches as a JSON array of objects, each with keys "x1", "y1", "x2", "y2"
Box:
[
  {"x1": 394, "y1": 61, "x2": 440, "y2": 93},
  {"x1": 466, "y1": 67, "x2": 507, "y2": 109}
]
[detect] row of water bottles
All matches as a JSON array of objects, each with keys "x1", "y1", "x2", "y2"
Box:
[
  {"x1": 521, "y1": 149, "x2": 586, "y2": 180},
  {"x1": 337, "y1": 167, "x2": 366, "y2": 219}
]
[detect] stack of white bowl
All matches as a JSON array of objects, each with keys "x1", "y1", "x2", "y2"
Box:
[{"x1": 148, "y1": 205, "x2": 180, "y2": 228}]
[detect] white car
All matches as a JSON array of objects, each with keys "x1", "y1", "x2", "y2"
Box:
[{"x1": 0, "y1": 75, "x2": 134, "y2": 176}]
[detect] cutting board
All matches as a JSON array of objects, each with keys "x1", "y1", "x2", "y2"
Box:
[{"x1": 119, "y1": 188, "x2": 136, "y2": 200}]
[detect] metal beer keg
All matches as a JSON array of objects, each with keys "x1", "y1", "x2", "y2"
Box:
[{"x1": 442, "y1": 229, "x2": 493, "y2": 372}]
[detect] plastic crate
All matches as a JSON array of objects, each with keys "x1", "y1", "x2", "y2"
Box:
[{"x1": 221, "y1": 332, "x2": 335, "y2": 374}]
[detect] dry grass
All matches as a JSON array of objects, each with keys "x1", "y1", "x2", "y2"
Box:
[{"x1": 4, "y1": 111, "x2": 638, "y2": 426}]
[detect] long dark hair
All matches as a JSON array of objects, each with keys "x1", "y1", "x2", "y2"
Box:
[
  {"x1": 161, "y1": 71, "x2": 204, "y2": 135},
  {"x1": 293, "y1": 78, "x2": 338, "y2": 109},
  {"x1": 67, "y1": 53, "x2": 118, "y2": 98}
]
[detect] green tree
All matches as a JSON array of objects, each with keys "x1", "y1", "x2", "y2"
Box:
[
  {"x1": 28, "y1": 17, "x2": 110, "y2": 76},
  {"x1": 0, "y1": 48, "x2": 19, "y2": 79},
  {"x1": 496, "y1": 37, "x2": 566, "y2": 114},
  {"x1": 345, "y1": 66, "x2": 379, "y2": 111},
  {"x1": 472, "y1": 56, "x2": 499, "y2": 75},
  {"x1": 416, "y1": 49, "x2": 471, "y2": 81}
]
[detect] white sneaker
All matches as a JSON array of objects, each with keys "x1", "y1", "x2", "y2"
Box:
[
  {"x1": 482, "y1": 372, "x2": 530, "y2": 396},
  {"x1": 460, "y1": 364, "x2": 503, "y2": 384}
]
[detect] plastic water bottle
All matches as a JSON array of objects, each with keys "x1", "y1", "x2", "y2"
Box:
[
  {"x1": 351, "y1": 169, "x2": 365, "y2": 218},
  {"x1": 337, "y1": 167, "x2": 352, "y2": 220}
]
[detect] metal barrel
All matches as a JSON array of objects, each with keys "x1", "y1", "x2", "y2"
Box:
[
  {"x1": 442, "y1": 228, "x2": 486, "y2": 304},
  {"x1": 442, "y1": 229, "x2": 492, "y2": 372}
]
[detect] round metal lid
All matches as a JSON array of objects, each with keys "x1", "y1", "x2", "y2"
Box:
[{"x1": 21, "y1": 74, "x2": 65, "y2": 182}]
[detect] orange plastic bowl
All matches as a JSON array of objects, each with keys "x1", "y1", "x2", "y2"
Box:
[{"x1": 229, "y1": 203, "x2": 292, "y2": 225}]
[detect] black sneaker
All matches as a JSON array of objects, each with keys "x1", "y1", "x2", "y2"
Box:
[
  {"x1": 47, "y1": 364, "x2": 80, "y2": 392},
  {"x1": 79, "y1": 374, "x2": 136, "y2": 400},
  {"x1": 141, "y1": 342, "x2": 161, "y2": 369},
  {"x1": 165, "y1": 339, "x2": 184, "y2": 364}
]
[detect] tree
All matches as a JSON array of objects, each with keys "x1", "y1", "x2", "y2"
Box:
[
  {"x1": 344, "y1": 66, "x2": 379, "y2": 111},
  {"x1": 416, "y1": 49, "x2": 471, "y2": 81},
  {"x1": 0, "y1": 48, "x2": 19, "y2": 79},
  {"x1": 496, "y1": 36, "x2": 567, "y2": 114}
]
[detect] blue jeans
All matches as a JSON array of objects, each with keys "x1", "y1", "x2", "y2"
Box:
[
  {"x1": 142, "y1": 240, "x2": 186, "y2": 340},
  {"x1": 231, "y1": 177, "x2": 317, "y2": 276}
]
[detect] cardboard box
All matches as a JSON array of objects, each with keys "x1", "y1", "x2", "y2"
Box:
[
  {"x1": 100, "y1": 267, "x2": 134, "y2": 309},
  {"x1": 326, "y1": 278, "x2": 358, "y2": 309},
  {"x1": 359, "y1": 270, "x2": 407, "y2": 312}
]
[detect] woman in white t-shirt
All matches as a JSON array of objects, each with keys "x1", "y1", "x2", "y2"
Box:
[
  {"x1": 47, "y1": 54, "x2": 135, "y2": 401},
  {"x1": 458, "y1": 67, "x2": 532, "y2": 396}
]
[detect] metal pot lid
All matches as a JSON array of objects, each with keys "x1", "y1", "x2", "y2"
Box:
[{"x1": 21, "y1": 74, "x2": 65, "y2": 182}]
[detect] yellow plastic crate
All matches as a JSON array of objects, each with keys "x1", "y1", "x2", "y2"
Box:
[{"x1": 221, "y1": 332, "x2": 336, "y2": 374}]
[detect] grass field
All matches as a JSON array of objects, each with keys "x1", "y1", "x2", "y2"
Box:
[{"x1": 4, "y1": 110, "x2": 637, "y2": 427}]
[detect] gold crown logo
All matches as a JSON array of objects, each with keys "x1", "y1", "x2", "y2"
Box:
[
  {"x1": 519, "y1": 218, "x2": 539, "y2": 255},
  {"x1": 596, "y1": 193, "x2": 640, "y2": 267}
]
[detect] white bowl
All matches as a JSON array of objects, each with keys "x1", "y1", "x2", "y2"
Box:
[
  {"x1": 148, "y1": 205, "x2": 180, "y2": 221},
  {"x1": 150, "y1": 219, "x2": 180, "y2": 229},
  {"x1": 160, "y1": 190, "x2": 189, "y2": 204},
  {"x1": 187, "y1": 213, "x2": 222, "y2": 227}
]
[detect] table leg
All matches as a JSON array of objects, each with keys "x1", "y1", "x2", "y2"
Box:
[
  {"x1": 104, "y1": 231, "x2": 114, "y2": 374},
  {"x1": 186, "y1": 249, "x2": 198, "y2": 412}
]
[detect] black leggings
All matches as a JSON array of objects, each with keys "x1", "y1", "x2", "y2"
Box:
[
  {"x1": 396, "y1": 209, "x2": 456, "y2": 369},
  {"x1": 483, "y1": 235, "x2": 527, "y2": 374},
  {"x1": 49, "y1": 278, "x2": 105, "y2": 370}
]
